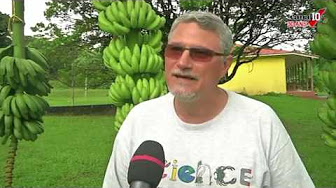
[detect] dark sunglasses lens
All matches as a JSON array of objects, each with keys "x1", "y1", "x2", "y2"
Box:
[
  {"x1": 165, "y1": 45, "x2": 184, "y2": 59},
  {"x1": 190, "y1": 48, "x2": 213, "y2": 61}
]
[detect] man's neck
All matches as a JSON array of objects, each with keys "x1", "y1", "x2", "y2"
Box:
[{"x1": 174, "y1": 88, "x2": 228, "y2": 124}]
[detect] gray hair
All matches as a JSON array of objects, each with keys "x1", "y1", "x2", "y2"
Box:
[{"x1": 168, "y1": 11, "x2": 233, "y2": 56}]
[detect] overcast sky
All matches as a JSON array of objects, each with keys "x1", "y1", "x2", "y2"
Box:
[{"x1": 0, "y1": 0, "x2": 48, "y2": 36}]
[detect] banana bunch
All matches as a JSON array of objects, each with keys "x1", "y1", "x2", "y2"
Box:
[
  {"x1": 318, "y1": 96, "x2": 336, "y2": 147},
  {"x1": 0, "y1": 56, "x2": 51, "y2": 96},
  {"x1": 97, "y1": 0, "x2": 166, "y2": 35},
  {"x1": 114, "y1": 103, "x2": 134, "y2": 131},
  {"x1": 310, "y1": 0, "x2": 336, "y2": 60},
  {"x1": 319, "y1": 60, "x2": 336, "y2": 94},
  {"x1": 109, "y1": 75, "x2": 136, "y2": 106},
  {"x1": 0, "y1": 110, "x2": 44, "y2": 143},
  {"x1": 131, "y1": 77, "x2": 164, "y2": 104},
  {"x1": 104, "y1": 43, "x2": 164, "y2": 76},
  {"x1": 2, "y1": 93, "x2": 48, "y2": 120},
  {"x1": 0, "y1": 91, "x2": 47, "y2": 143}
]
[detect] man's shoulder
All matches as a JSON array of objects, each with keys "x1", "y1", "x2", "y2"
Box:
[{"x1": 227, "y1": 90, "x2": 273, "y2": 113}]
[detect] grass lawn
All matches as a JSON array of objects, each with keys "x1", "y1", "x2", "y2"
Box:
[
  {"x1": 0, "y1": 115, "x2": 116, "y2": 187},
  {"x1": 0, "y1": 93, "x2": 335, "y2": 187},
  {"x1": 45, "y1": 88, "x2": 110, "y2": 106},
  {"x1": 252, "y1": 94, "x2": 336, "y2": 187}
]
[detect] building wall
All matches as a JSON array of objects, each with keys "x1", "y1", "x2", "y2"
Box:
[{"x1": 219, "y1": 56, "x2": 287, "y2": 95}]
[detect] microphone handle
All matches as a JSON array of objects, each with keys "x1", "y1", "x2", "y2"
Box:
[{"x1": 130, "y1": 181, "x2": 151, "y2": 188}]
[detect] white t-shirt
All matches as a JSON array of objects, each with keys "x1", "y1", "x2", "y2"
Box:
[{"x1": 103, "y1": 90, "x2": 315, "y2": 188}]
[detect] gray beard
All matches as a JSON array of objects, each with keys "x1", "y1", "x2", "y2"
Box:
[{"x1": 168, "y1": 86, "x2": 199, "y2": 102}]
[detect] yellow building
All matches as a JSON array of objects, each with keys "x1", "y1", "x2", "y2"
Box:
[{"x1": 219, "y1": 49, "x2": 317, "y2": 96}]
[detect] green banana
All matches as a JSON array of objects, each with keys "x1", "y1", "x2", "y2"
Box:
[
  {"x1": 119, "y1": 11, "x2": 132, "y2": 28},
  {"x1": 131, "y1": 54, "x2": 139, "y2": 73},
  {"x1": 146, "y1": 15, "x2": 161, "y2": 30},
  {"x1": 15, "y1": 93, "x2": 30, "y2": 120},
  {"x1": 98, "y1": 11, "x2": 117, "y2": 34},
  {"x1": 4, "y1": 115, "x2": 13, "y2": 136},
  {"x1": 111, "y1": 2, "x2": 121, "y2": 23},
  {"x1": 145, "y1": 9, "x2": 156, "y2": 28},
  {"x1": 22, "y1": 93, "x2": 40, "y2": 117},
  {"x1": 148, "y1": 30, "x2": 163, "y2": 48},
  {"x1": 139, "y1": 45, "x2": 148, "y2": 72},
  {"x1": 26, "y1": 47, "x2": 49, "y2": 69},
  {"x1": 132, "y1": 87, "x2": 142, "y2": 105},
  {"x1": 92, "y1": 0, "x2": 107, "y2": 11},
  {"x1": 125, "y1": 75, "x2": 136, "y2": 89},
  {"x1": 115, "y1": 38, "x2": 126, "y2": 52},
  {"x1": 24, "y1": 120, "x2": 42, "y2": 135},
  {"x1": 126, "y1": 0, "x2": 134, "y2": 16},
  {"x1": 105, "y1": 5, "x2": 117, "y2": 23},
  {"x1": 146, "y1": 54, "x2": 155, "y2": 73},
  {"x1": 0, "y1": 85, "x2": 13, "y2": 105},
  {"x1": 138, "y1": 3, "x2": 147, "y2": 28},
  {"x1": 119, "y1": 50, "x2": 134, "y2": 75},
  {"x1": 116, "y1": 1, "x2": 128, "y2": 18},
  {"x1": 2, "y1": 95, "x2": 13, "y2": 116},
  {"x1": 321, "y1": 132, "x2": 336, "y2": 148},
  {"x1": 10, "y1": 97, "x2": 21, "y2": 118},
  {"x1": 130, "y1": 9, "x2": 138, "y2": 29},
  {"x1": 13, "y1": 116, "x2": 23, "y2": 140},
  {"x1": 108, "y1": 39, "x2": 120, "y2": 59},
  {"x1": 112, "y1": 21, "x2": 130, "y2": 35},
  {"x1": 124, "y1": 47, "x2": 133, "y2": 65}
]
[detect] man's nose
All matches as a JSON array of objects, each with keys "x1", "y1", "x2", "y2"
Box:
[{"x1": 176, "y1": 50, "x2": 192, "y2": 69}]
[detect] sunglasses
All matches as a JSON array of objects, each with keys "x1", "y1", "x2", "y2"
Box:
[{"x1": 164, "y1": 44, "x2": 226, "y2": 62}]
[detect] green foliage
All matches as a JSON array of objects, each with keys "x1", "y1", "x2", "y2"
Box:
[
  {"x1": 179, "y1": 0, "x2": 212, "y2": 10},
  {"x1": 0, "y1": 12, "x2": 11, "y2": 47}
]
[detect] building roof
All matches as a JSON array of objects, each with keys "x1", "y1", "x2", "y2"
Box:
[{"x1": 234, "y1": 44, "x2": 318, "y2": 59}]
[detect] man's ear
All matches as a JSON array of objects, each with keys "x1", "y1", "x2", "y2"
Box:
[{"x1": 221, "y1": 55, "x2": 233, "y2": 78}]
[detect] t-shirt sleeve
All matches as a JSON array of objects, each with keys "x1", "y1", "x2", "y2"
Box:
[
  {"x1": 102, "y1": 109, "x2": 136, "y2": 188},
  {"x1": 263, "y1": 107, "x2": 315, "y2": 188}
]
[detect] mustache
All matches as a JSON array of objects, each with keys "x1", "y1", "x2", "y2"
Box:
[{"x1": 171, "y1": 70, "x2": 199, "y2": 80}]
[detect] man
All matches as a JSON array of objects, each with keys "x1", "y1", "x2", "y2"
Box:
[{"x1": 103, "y1": 11, "x2": 315, "y2": 187}]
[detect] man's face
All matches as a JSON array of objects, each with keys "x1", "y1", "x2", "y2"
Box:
[{"x1": 164, "y1": 22, "x2": 231, "y2": 101}]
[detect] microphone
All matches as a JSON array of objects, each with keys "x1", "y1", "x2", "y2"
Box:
[{"x1": 128, "y1": 140, "x2": 165, "y2": 188}]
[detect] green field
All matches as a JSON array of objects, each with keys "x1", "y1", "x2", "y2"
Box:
[
  {"x1": 45, "y1": 88, "x2": 110, "y2": 106},
  {"x1": 0, "y1": 92, "x2": 336, "y2": 187},
  {"x1": 0, "y1": 115, "x2": 116, "y2": 187}
]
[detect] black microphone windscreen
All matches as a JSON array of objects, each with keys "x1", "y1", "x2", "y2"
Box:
[{"x1": 127, "y1": 140, "x2": 165, "y2": 188}]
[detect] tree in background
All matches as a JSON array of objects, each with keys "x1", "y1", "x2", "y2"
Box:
[
  {"x1": 32, "y1": 0, "x2": 314, "y2": 84},
  {"x1": 0, "y1": 12, "x2": 12, "y2": 47}
]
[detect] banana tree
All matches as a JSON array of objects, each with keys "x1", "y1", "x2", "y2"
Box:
[
  {"x1": 310, "y1": 0, "x2": 336, "y2": 148},
  {"x1": 0, "y1": 0, "x2": 52, "y2": 186},
  {"x1": 92, "y1": 0, "x2": 167, "y2": 131}
]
